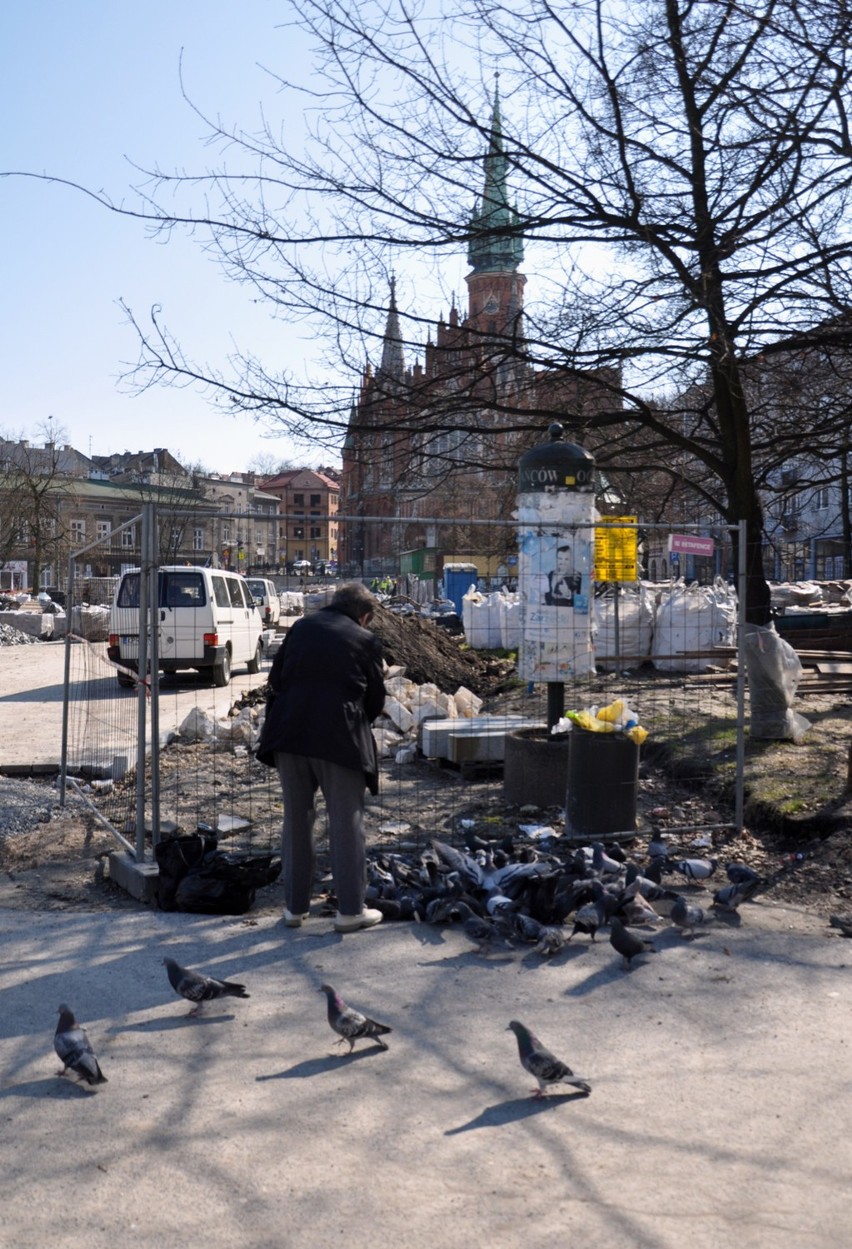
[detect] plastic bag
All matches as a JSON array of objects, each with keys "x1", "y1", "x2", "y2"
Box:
[
  {"x1": 154, "y1": 833, "x2": 281, "y2": 914},
  {"x1": 744, "y1": 622, "x2": 811, "y2": 743}
]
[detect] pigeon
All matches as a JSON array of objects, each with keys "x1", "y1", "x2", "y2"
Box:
[
  {"x1": 454, "y1": 901, "x2": 515, "y2": 954},
  {"x1": 726, "y1": 862, "x2": 762, "y2": 886},
  {"x1": 712, "y1": 878, "x2": 761, "y2": 912},
  {"x1": 54, "y1": 1004, "x2": 108, "y2": 1087},
  {"x1": 532, "y1": 925, "x2": 568, "y2": 957},
  {"x1": 162, "y1": 956, "x2": 250, "y2": 1016},
  {"x1": 591, "y1": 842, "x2": 624, "y2": 877},
  {"x1": 618, "y1": 888, "x2": 667, "y2": 927},
  {"x1": 609, "y1": 916, "x2": 657, "y2": 968},
  {"x1": 569, "y1": 881, "x2": 606, "y2": 941},
  {"x1": 670, "y1": 895, "x2": 713, "y2": 937},
  {"x1": 319, "y1": 984, "x2": 392, "y2": 1054},
  {"x1": 648, "y1": 831, "x2": 671, "y2": 860},
  {"x1": 829, "y1": 914, "x2": 852, "y2": 938},
  {"x1": 507, "y1": 1020, "x2": 591, "y2": 1099},
  {"x1": 670, "y1": 858, "x2": 719, "y2": 882}
]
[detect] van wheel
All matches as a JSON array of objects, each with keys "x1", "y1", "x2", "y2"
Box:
[
  {"x1": 246, "y1": 640, "x2": 262, "y2": 675},
  {"x1": 117, "y1": 671, "x2": 135, "y2": 689},
  {"x1": 212, "y1": 650, "x2": 231, "y2": 687}
]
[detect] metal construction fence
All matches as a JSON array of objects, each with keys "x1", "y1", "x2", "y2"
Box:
[{"x1": 60, "y1": 507, "x2": 748, "y2": 880}]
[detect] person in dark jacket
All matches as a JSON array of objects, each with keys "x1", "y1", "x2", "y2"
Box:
[{"x1": 257, "y1": 581, "x2": 386, "y2": 932}]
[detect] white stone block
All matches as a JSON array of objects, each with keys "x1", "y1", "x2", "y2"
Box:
[
  {"x1": 383, "y1": 694, "x2": 415, "y2": 734},
  {"x1": 453, "y1": 686, "x2": 483, "y2": 718}
]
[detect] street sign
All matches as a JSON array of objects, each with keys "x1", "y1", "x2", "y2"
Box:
[
  {"x1": 668, "y1": 533, "x2": 715, "y2": 557},
  {"x1": 595, "y1": 516, "x2": 638, "y2": 583}
]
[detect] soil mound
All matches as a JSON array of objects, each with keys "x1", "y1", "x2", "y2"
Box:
[{"x1": 370, "y1": 607, "x2": 510, "y2": 697}]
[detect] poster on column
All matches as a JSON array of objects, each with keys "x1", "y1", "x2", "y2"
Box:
[{"x1": 518, "y1": 522, "x2": 595, "y2": 682}]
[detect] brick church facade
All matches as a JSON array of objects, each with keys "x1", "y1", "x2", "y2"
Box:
[{"x1": 339, "y1": 91, "x2": 614, "y2": 576}]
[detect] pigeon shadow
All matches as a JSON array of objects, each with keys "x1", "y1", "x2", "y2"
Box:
[
  {"x1": 108, "y1": 1013, "x2": 236, "y2": 1033},
  {"x1": 427, "y1": 950, "x2": 516, "y2": 970},
  {"x1": 711, "y1": 909, "x2": 743, "y2": 930},
  {"x1": 256, "y1": 1047, "x2": 386, "y2": 1081},
  {"x1": 445, "y1": 1090, "x2": 590, "y2": 1134},
  {"x1": 519, "y1": 942, "x2": 590, "y2": 970},
  {"x1": 405, "y1": 925, "x2": 450, "y2": 948},
  {"x1": 0, "y1": 1076, "x2": 101, "y2": 1099}
]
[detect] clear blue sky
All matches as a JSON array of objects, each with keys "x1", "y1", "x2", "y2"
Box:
[{"x1": 1, "y1": 2, "x2": 331, "y2": 474}]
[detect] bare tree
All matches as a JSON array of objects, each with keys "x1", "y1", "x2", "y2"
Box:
[
  {"x1": 10, "y1": 0, "x2": 852, "y2": 624},
  {"x1": 0, "y1": 425, "x2": 71, "y2": 592}
]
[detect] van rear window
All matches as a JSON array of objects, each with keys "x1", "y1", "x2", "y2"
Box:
[
  {"x1": 164, "y1": 572, "x2": 205, "y2": 608},
  {"x1": 117, "y1": 574, "x2": 141, "y2": 608}
]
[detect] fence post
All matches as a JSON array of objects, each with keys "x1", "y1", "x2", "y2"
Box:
[{"x1": 735, "y1": 519, "x2": 747, "y2": 833}]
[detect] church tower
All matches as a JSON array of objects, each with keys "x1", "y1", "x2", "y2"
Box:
[{"x1": 465, "y1": 84, "x2": 526, "y2": 347}]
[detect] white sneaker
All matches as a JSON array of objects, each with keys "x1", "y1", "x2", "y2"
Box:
[
  {"x1": 283, "y1": 909, "x2": 310, "y2": 928},
  {"x1": 334, "y1": 908, "x2": 383, "y2": 933}
]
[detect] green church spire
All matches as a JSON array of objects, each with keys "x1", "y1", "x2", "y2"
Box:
[{"x1": 467, "y1": 82, "x2": 524, "y2": 274}]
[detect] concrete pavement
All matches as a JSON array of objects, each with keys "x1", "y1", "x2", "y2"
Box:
[
  {"x1": 0, "y1": 899, "x2": 850, "y2": 1249},
  {"x1": 0, "y1": 640, "x2": 272, "y2": 772}
]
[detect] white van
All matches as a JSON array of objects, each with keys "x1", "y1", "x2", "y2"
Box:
[
  {"x1": 245, "y1": 577, "x2": 281, "y2": 628},
  {"x1": 108, "y1": 566, "x2": 264, "y2": 688}
]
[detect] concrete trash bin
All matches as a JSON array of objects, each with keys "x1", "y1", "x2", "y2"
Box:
[{"x1": 565, "y1": 731, "x2": 640, "y2": 838}]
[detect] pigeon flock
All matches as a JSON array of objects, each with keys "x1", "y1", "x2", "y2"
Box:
[
  {"x1": 357, "y1": 834, "x2": 774, "y2": 967},
  {"x1": 51, "y1": 831, "x2": 783, "y2": 1099}
]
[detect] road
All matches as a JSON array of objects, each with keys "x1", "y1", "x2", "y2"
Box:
[{"x1": 0, "y1": 638, "x2": 274, "y2": 772}]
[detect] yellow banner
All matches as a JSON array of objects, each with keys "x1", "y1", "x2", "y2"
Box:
[{"x1": 595, "y1": 516, "x2": 638, "y2": 583}]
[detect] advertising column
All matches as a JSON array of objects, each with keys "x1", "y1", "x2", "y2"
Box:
[{"x1": 517, "y1": 424, "x2": 597, "y2": 698}]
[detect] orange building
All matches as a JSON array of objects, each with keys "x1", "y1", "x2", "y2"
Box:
[{"x1": 259, "y1": 468, "x2": 340, "y2": 568}]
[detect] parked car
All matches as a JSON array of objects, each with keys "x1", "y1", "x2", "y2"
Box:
[
  {"x1": 246, "y1": 577, "x2": 282, "y2": 627},
  {"x1": 292, "y1": 560, "x2": 312, "y2": 573},
  {"x1": 108, "y1": 566, "x2": 264, "y2": 687}
]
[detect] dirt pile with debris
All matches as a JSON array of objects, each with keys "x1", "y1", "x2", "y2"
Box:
[{"x1": 369, "y1": 607, "x2": 513, "y2": 696}]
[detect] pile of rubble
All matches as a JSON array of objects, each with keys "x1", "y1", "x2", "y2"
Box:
[
  {"x1": 0, "y1": 622, "x2": 41, "y2": 646},
  {"x1": 176, "y1": 663, "x2": 485, "y2": 764}
]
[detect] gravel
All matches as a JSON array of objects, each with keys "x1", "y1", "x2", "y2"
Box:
[
  {"x1": 0, "y1": 623, "x2": 41, "y2": 645},
  {"x1": 0, "y1": 775, "x2": 68, "y2": 835}
]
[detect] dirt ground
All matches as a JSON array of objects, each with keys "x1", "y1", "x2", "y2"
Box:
[{"x1": 2, "y1": 606, "x2": 852, "y2": 925}]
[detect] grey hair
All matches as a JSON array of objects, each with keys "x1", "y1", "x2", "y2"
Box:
[{"x1": 330, "y1": 581, "x2": 378, "y2": 622}]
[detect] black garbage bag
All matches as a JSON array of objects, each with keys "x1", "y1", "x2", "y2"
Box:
[{"x1": 154, "y1": 833, "x2": 281, "y2": 915}]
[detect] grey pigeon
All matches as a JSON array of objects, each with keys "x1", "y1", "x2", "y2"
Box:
[
  {"x1": 829, "y1": 914, "x2": 852, "y2": 938},
  {"x1": 532, "y1": 925, "x2": 567, "y2": 957},
  {"x1": 507, "y1": 1020, "x2": 591, "y2": 1099},
  {"x1": 454, "y1": 901, "x2": 514, "y2": 954},
  {"x1": 712, "y1": 878, "x2": 761, "y2": 912},
  {"x1": 670, "y1": 857, "x2": 718, "y2": 882},
  {"x1": 609, "y1": 916, "x2": 657, "y2": 968},
  {"x1": 648, "y1": 831, "x2": 670, "y2": 859},
  {"x1": 670, "y1": 895, "x2": 713, "y2": 937},
  {"x1": 591, "y1": 842, "x2": 624, "y2": 877},
  {"x1": 162, "y1": 956, "x2": 249, "y2": 1016},
  {"x1": 726, "y1": 862, "x2": 762, "y2": 886},
  {"x1": 319, "y1": 983, "x2": 391, "y2": 1054},
  {"x1": 54, "y1": 1004, "x2": 108, "y2": 1087},
  {"x1": 619, "y1": 889, "x2": 666, "y2": 927},
  {"x1": 569, "y1": 881, "x2": 606, "y2": 941}
]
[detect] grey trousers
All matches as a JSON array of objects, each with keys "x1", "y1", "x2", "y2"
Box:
[{"x1": 274, "y1": 753, "x2": 368, "y2": 917}]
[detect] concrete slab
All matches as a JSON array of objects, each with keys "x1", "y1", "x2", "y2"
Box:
[
  {"x1": 106, "y1": 851, "x2": 160, "y2": 902},
  {"x1": 0, "y1": 901, "x2": 850, "y2": 1249}
]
